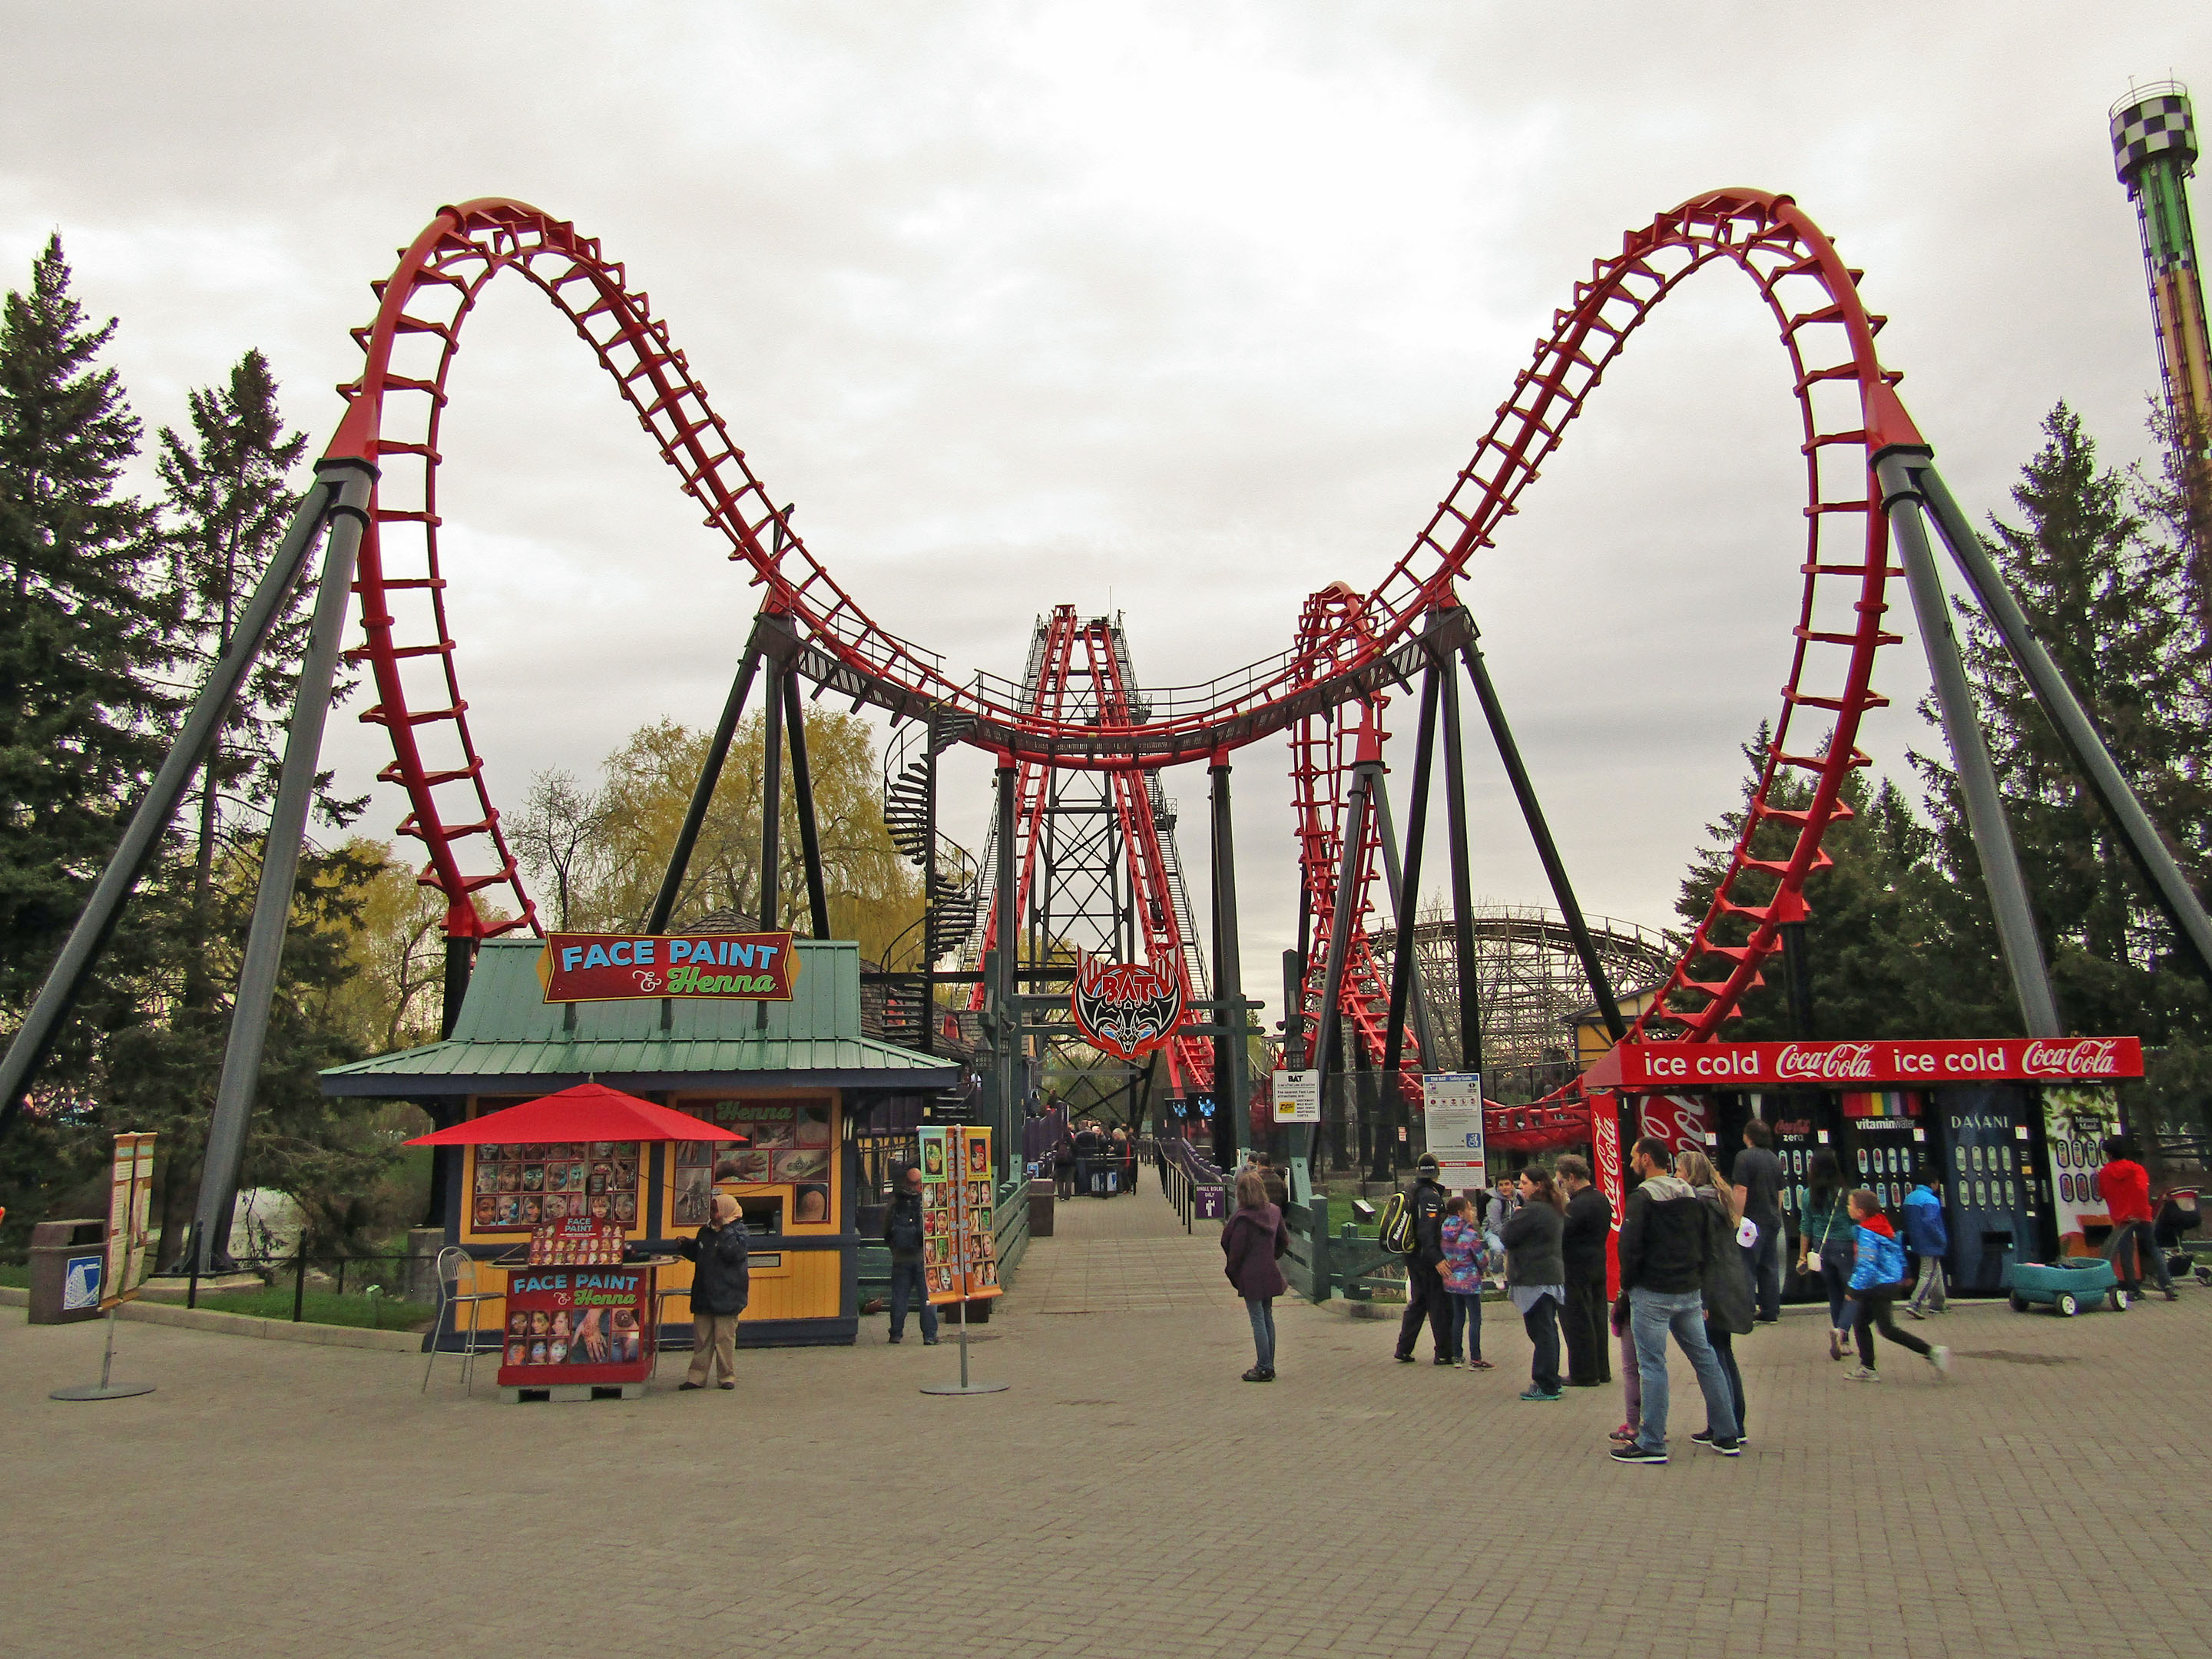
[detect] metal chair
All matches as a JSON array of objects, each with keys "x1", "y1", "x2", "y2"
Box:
[
  {"x1": 651, "y1": 1283, "x2": 693, "y2": 1380},
  {"x1": 423, "y1": 1247, "x2": 499, "y2": 1395}
]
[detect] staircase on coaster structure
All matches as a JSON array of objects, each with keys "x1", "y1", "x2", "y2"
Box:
[
  {"x1": 960, "y1": 607, "x2": 1214, "y2": 1109},
  {"x1": 1287, "y1": 584, "x2": 1424, "y2": 1111},
  {"x1": 878, "y1": 709, "x2": 980, "y2": 1051}
]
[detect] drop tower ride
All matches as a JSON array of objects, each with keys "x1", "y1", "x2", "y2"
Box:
[{"x1": 2111, "y1": 82, "x2": 2210, "y2": 532}]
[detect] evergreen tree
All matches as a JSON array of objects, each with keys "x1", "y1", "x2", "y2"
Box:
[{"x1": 0, "y1": 237, "x2": 171, "y2": 1081}]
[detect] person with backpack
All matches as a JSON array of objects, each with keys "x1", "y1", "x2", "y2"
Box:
[
  {"x1": 1438, "y1": 1194, "x2": 1492, "y2": 1369},
  {"x1": 1901, "y1": 1176, "x2": 1949, "y2": 1318},
  {"x1": 1610, "y1": 1136, "x2": 1740, "y2": 1463},
  {"x1": 1795, "y1": 1148, "x2": 1856, "y2": 1363},
  {"x1": 1677, "y1": 1148, "x2": 1755, "y2": 1445},
  {"x1": 1390, "y1": 1154, "x2": 1453, "y2": 1365},
  {"x1": 1843, "y1": 1189, "x2": 1949, "y2": 1380},
  {"x1": 882, "y1": 1164, "x2": 939, "y2": 1346},
  {"x1": 1502, "y1": 1167, "x2": 1568, "y2": 1401},
  {"x1": 1222, "y1": 1167, "x2": 1290, "y2": 1381}
]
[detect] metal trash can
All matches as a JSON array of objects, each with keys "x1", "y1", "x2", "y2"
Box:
[
  {"x1": 28, "y1": 1219, "x2": 107, "y2": 1325},
  {"x1": 1028, "y1": 1179, "x2": 1055, "y2": 1239}
]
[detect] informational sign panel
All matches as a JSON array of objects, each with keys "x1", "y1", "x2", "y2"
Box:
[
  {"x1": 1422, "y1": 1075, "x2": 1486, "y2": 1191},
  {"x1": 496, "y1": 1263, "x2": 651, "y2": 1384},
  {"x1": 538, "y1": 931, "x2": 797, "y2": 1003},
  {"x1": 1069, "y1": 951, "x2": 1186, "y2": 1061},
  {"x1": 1272, "y1": 1069, "x2": 1320, "y2": 1124},
  {"x1": 918, "y1": 1126, "x2": 1003, "y2": 1303},
  {"x1": 101, "y1": 1132, "x2": 156, "y2": 1310},
  {"x1": 2041, "y1": 1082, "x2": 2122, "y2": 1253}
]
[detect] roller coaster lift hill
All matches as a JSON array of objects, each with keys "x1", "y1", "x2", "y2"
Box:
[{"x1": 5, "y1": 190, "x2": 2210, "y2": 1276}]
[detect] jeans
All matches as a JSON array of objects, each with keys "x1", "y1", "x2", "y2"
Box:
[
  {"x1": 1707, "y1": 1321, "x2": 1745, "y2": 1438},
  {"x1": 2104, "y1": 1220, "x2": 2174, "y2": 1293},
  {"x1": 1740, "y1": 1220, "x2": 1783, "y2": 1320},
  {"x1": 1851, "y1": 1287, "x2": 1929, "y2": 1366},
  {"x1": 1444, "y1": 1290, "x2": 1483, "y2": 1363},
  {"x1": 1522, "y1": 1293, "x2": 1562, "y2": 1394},
  {"x1": 1817, "y1": 1254, "x2": 1855, "y2": 1330},
  {"x1": 1629, "y1": 1286, "x2": 1738, "y2": 1452},
  {"x1": 1564, "y1": 1274, "x2": 1611, "y2": 1384},
  {"x1": 1907, "y1": 1255, "x2": 1948, "y2": 1312},
  {"x1": 1617, "y1": 1313, "x2": 1641, "y2": 1429},
  {"x1": 889, "y1": 1257, "x2": 939, "y2": 1342},
  {"x1": 1245, "y1": 1296, "x2": 1277, "y2": 1371},
  {"x1": 1396, "y1": 1257, "x2": 1450, "y2": 1359}
]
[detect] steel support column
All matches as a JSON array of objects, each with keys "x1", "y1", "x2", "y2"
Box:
[
  {"x1": 1380, "y1": 659, "x2": 1443, "y2": 1101},
  {"x1": 782, "y1": 669, "x2": 832, "y2": 939},
  {"x1": 190, "y1": 469, "x2": 376, "y2": 1273},
  {"x1": 1916, "y1": 459, "x2": 2212, "y2": 985},
  {"x1": 1310, "y1": 755, "x2": 1375, "y2": 1157},
  {"x1": 1438, "y1": 661, "x2": 1485, "y2": 1075},
  {"x1": 995, "y1": 760, "x2": 1019, "y2": 1178},
  {"x1": 1876, "y1": 450, "x2": 2061, "y2": 1035},
  {"x1": 646, "y1": 629, "x2": 765, "y2": 935},
  {"x1": 0, "y1": 462, "x2": 370, "y2": 1136},
  {"x1": 758, "y1": 653, "x2": 784, "y2": 932},
  {"x1": 1210, "y1": 760, "x2": 1251, "y2": 1161}
]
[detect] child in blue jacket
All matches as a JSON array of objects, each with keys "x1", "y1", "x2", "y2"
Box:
[
  {"x1": 1844, "y1": 1190, "x2": 1950, "y2": 1381},
  {"x1": 1901, "y1": 1180, "x2": 1949, "y2": 1317}
]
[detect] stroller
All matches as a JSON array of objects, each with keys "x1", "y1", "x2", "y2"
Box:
[{"x1": 2154, "y1": 1190, "x2": 2211, "y2": 1287}]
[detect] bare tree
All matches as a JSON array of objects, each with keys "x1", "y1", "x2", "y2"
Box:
[{"x1": 512, "y1": 767, "x2": 608, "y2": 930}]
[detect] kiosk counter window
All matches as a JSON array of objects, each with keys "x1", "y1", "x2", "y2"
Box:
[{"x1": 665, "y1": 1095, "x2": 843, "y2": 1325}]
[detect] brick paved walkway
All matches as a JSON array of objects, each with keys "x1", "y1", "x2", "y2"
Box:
[{"x1": 4, "y1": 1191, "x2": 2207, "y2": 1658}]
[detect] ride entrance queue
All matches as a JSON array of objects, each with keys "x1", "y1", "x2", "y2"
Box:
[{"x1": 1579, "y1": 1035, "x2": 2144, "y2": 1296}]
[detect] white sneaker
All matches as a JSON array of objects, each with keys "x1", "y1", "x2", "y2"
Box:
[
  {"x1": 1928, "y1": 1345, "x2": 1951, "y2": 1376},
  {"x1": 1846, "y1": 1365, "x2": 1880, "y2": 1381}
]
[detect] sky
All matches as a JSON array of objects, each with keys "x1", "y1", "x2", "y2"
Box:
[{"x1": 6, "y1": 2, "x2": 2209, "y2": 1034}]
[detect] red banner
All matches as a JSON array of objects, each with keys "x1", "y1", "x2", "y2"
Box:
[
  {"x1": 1591, "y1": 1036, "x2": 2141, "y2": 1089},
  {"x1": 538, "y1": 932, "x2": 796, "y2": 1003}
]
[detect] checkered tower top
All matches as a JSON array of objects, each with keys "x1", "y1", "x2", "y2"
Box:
[{"x1": 2111, "y1": 82, "x2": 2197, "y2": 184}]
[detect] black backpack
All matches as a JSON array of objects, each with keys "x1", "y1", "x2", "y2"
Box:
[{"x1": 888, "y1": 1197, "x2": 924, "y2": 1253}]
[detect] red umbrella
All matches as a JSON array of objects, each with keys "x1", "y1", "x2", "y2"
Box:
[{"x1": 402, "y1": 1081, "x2": 748, "y2": 1146}]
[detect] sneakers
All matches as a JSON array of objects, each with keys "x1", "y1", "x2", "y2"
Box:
[
  {"x1": 1690, "y1": 1429, "x2": 1750, "y2": 1449},
  {"x1": 1466, "y1": 1358, "x2": 1495, "y2": 1370},
  {"x1": 717, "y1": 1379, "x2": 736, "y2": 1390},
  {"x1": 1609, "y1": 1444, "x2": 1667, "y2": 1465},
  {"x1": 1927, "y1": 1345, "x2": 1951, "y2": 1376},
  {"x1": 923, "y1": 1336, "x2": 941, "y2": 1346},
  {"x1": 1434, "y1": 1356, "x2": 1459, "y2": 1366},
  {"x1": 1904, "y1": 1306, "x2": 1926, "y2": 1320},
  {"x1": 1827, "y1": 1330, "x2": 1846, "y2": 1362},
  {"x1": 1241, "y1": 1366, "x2": 1267, "y2": 1382},
  {"x1": 1393, "y1": 1353, "x2": 1417, "y2": 1364},
  {"x1": 886, "y1": 1336, "x2": 902, "y2": 1345},
  {"x1": 1518, "y1": 1387, "x2": 1563, "y2": 1402},
  {"x1": 1846, "y1": 1365, "x2": 1880, "y2": 1381},
  {"x1": 1608, "y1": 1423, "x2": 1637, "y2": 1442},
  {"x1": 678, "y1": 1381, "x2": 704, "y2": 1392}
]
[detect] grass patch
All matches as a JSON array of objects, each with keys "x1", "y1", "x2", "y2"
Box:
[
  {"x1": 194, "y1": 1285, "x2": 439, "y2": 1330},
  {"x1": 0, "y1": 1263, "x2": 28, "y2": 1289}
]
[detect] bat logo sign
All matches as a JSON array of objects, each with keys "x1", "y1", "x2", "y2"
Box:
[{"x1": 1070, "y1": 951, "x2": 1186, "y2": 1062}]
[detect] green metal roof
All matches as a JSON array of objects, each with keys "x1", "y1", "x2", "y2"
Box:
[{"x1": 321, "y1": 937, "x2": 960, "y2": 1098}]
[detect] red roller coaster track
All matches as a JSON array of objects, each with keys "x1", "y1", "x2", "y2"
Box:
[{"x1": 331, "y1": 189, "x2": 1918, "y2": 1040}]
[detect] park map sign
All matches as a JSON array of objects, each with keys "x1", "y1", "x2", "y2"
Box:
[{"x1": 538, "y1": 931, "x2": 798, "y2": 1004}]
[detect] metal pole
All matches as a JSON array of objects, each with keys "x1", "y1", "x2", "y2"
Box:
[
  {"x1": 1438, "y1": 666, "x2": 1485, "y2": 1074},
  {"x1": 645, "y1": 631, "x2": 765, "y2": 934},
  {"x1": 441, "y1": 937, "x2": 476, "y2": 1039},
  {"x1": 0, "y1": 467, "x2": 357, "y2": 1136},
  {"x1": 1310, "y1": 760, "x2": 1372, "y2": 1127},
  {"x1": 995, "y1": 761, "x2": 1019, "y2": 1176},
  {"x1": 1381, "y1": 661, "x2": 1442, "y2": 1097},
  {"x1": 782, "y1": 670, "x2": 832, "y2": 939},
  {"x1": 1875, "y1": 452, "x2": 2062, "y2": 1035},
  {"x1": 758, "y1": 654, "x2": 784, "y2": 931},
  {"x1": 1210, "y1": 759, "x2": 1251, "y2": 1161},
  {"x1": 1916, "y1": 458, "x2": 2212, "y2": 985},
  {"x1": 921, "y1": 726, "x2": 939, "y2": 1058},
  {"x1": 1457, "y1": 629, "x2": 1624, "y2": 1040},
  {"x1": 190, "y1": 470, "x2": 376, "y2": 1274}
]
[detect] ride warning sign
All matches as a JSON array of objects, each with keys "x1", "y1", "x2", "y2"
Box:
[{"x1": 538, "y1": 932, "x2": 798, "y2": 1003}]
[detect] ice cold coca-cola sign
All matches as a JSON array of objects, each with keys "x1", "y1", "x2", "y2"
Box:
[{"x1": 1602, "y1": 1036, "x2": 2141, "y2": 1088}]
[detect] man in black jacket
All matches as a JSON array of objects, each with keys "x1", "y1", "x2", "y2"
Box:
[
  {"x1": 1611, "y1": 1136, "x2": 1739, "y2": 1462},
  {"x1": 883, "y1": 1164, "x2": 939, "y2": 1346},
  {"x1": 1393, "y1": 1154, "x2": 1453, "y2": 1365},
  {"x1": 677, "y1": 1192, "x2": 750, "y2": 1391},
  {"x1": 1556, "y1": 1154, "x2": 1611, "y2": 1387}
]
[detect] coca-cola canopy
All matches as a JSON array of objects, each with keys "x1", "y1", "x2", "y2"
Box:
[{"x1": 1584, "y1": 1036, "x2": 2141, "y2": 1092}]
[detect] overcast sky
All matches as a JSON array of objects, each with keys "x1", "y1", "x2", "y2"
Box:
[{"x1": 7, "y1": 2, "x2": 2209, "y2": 1031}]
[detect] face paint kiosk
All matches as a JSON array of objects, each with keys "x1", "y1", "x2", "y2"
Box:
[
  {"x1": 323, "y1": 935, "x2": 961, "y2": 1358},
  {"x1": 1577, "y1": 1035, "x2": 2144, "y2": 1296}
]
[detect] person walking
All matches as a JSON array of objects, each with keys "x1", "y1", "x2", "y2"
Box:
[
  {"x1": 1503, "y1": 1167, "x2": 1568, "y2": 1401},
  {"x1": 1796, "y1": 1149, "x2": 1856, "y2": 1362},
  {"x1": 1557, "y1": 1154, "x2": 1612, "y2": 1388},
  {"x1": 1730, "y1": 1118, "x2": 1786, "y2": 1324},
  {"x1": 2097, "y1": 1136, "x2": 2178, "y2": 1302},
  {"x1": 1254, "y1": 1152, "x2": 1291, "y2": 1216},
  {"x1": 1901, "y1": 1175, "x2": 1950, "y2": 1318},
  {"x1": 676, "y1": 1192, "x2": 750, "y2": 1391},
  {"x1": 1222, "y1": 1167, "x2": 1288, "y2": 1381},
  {"x1": 1678, "y1": 1148, "x2": 1756, "y2": 1445},
  {"x1": 1844, "y1": 1189, "x2": 1950, "y2": 1380},
  {"x1": 1610, "y1": 1136, "x2": 1740, "y2": 1463},
  {"x1": 1392, "y1": 1154, "x2": 1453, "y2": 1365},
  {"x1": 1438, "y1": 1195, "x2": 1492, "y2": 1369},
  {"x1": 882, "y1": 1164, "x2": 939, "y2": 1346}
]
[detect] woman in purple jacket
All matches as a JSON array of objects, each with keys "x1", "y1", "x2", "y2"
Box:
[{"x1": 1222, "y1": 1167, "x2": 1290, "y2": 1382}]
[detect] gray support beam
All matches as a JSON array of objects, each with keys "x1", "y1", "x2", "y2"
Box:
[
  {"x1": 1915, "y1": 459, "x2": 2212, "y2": 985},
  {"x1": 782, "y1": 669, "x2": 832, "y2": 940},
  {"x1": 190, "y1": 469, "x2": 376, "y2": 1272},
  {"x1": 758, "y1": 652, "x2": 784, "y2": 932},
  {"x1": 995, "y1": 760, "x2": 1019, "y2": 1177},
  {"x1": 0, "y1": 464, "x2": 364, "y2": 1135},
  {"x1": 1875, "y1": 451, "x2": 2061, "y2": 1036},
  {"x1": 1372, "y1": 743, "x2": 1439, "y2": 1071},
  {"x1": 1310, "y1": 753, "x2": 1376, "y2": 1141},
  {"x1": 1438, "y1": 665, "x2": 1485, "y2": 1074},
  {"x1": 1210, "y1": 760, "x2": 1251, "y2": 1161},
  {"x1": 645, "y1": 630, "x2": 765, "y2": 934}
]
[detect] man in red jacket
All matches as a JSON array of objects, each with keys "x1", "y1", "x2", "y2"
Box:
[{"x1": 2098, "y1": 1137, "x2": 2178, "y2": 1302}]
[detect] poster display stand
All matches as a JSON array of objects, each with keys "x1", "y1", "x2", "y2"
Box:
[
  {"x1": 916, "y1": 1124, "x2": 1008, "y2": 1396},
  {"x1": 495, "y1": 1217, "x2": 654, "y2": 1396},
  {"x1": 51, "y1": 1132, "x2": 158, "y2": 1402}
]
